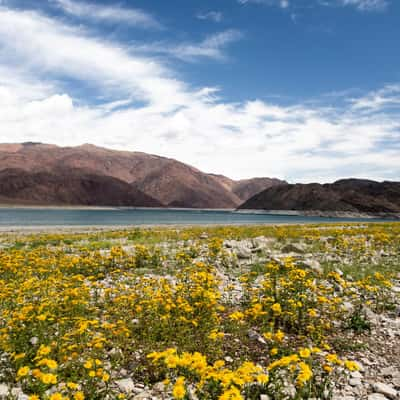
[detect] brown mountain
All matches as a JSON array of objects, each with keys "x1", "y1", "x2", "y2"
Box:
[
  {"x1": 0, "y1": 168, "x2": 162, "y2": 207},
  {"x1": 0, "y1": 143, "x2": 284, "y2": 208},
  {"x1": 238, "y1": 179, "x2": 400, "y2": 215}
]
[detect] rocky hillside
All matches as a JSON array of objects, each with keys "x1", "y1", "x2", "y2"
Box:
[
  {"x1": 0, "y1": 143, "x2": 284, "y2": 208},
  {"x1": 0, "y1": 168, "x2": 162, "y2": 207},
  {"x1": 238, "y1": 179, "x2": 400, "y2": 216}
]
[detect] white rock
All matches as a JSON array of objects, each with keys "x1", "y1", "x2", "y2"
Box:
[
  {"x1": 133, "y1": 391, "x2": 152, "y2": 399},
  {"x1": 349, "y1": 378, "x2": 362, "y2": 386},
  {"x1": 116, "y1": 378, "x2": 136, "y2": 393},
  {"x1": 152, "y1": 382, "x2": 165, "y2": 393},
  {"x1": 368, "y1": 394, "x2": 390, "y2": 400},
  {"x1": 30, "y1": 337, "x2": 38, "y2": 345},
  {"x1": 333, "y1": 397, "x2": 355, "y2": 400},
  {"x1": 381, "y1": 367, "x2": 399, "y2": 378},
  {"x1": 373, "y1": 383, "x2": 398, "y2": 400},
  {"x1": 302, "y1": 259, "x2": 323, "y2": 274},
  {"x1": 10, "y1": 388, "x2": 28, "y2": 400},
  {"x1": 281, "y1": 243, "x2": 305, "y2": 254},
  {"x1": 236, "y1": 244, "x2": 252, "y2": 259},
  {"x1": 260, "y1": 395, "x2": 271, "y2": 400},
  {"x1": 0, "y1": 384, "x2": 9, "y2": 397}
]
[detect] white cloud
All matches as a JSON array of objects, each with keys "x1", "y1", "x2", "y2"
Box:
[
  {"x1": 52, "y1": 0, "x2": 162, "y2": 28},
  {"x1": 197, "y1": 11, "x2": 223, "y2": 23},
  {"x1": 0, "y1": 4, "x2": 398, "y2": 182},
  {"x1": 240, "y1": 0, "x2": 388, "y2": 11},
  {"x1": 340, "y1": 0, "x2": 388, "y2": 11},
  {"x1": 133, "y1": 30, "x2": 243, "y2": 62},
  {"x1": 170, "y1": 30, "x2": 243, "y2": 61},
  {"x1": 350, "y1": 85, "x2": 400, "y2": 110},
  {"x1": 238, "y1": 0, "x2": 290, "y2": 8},
  {"x1": 0, "y1": 7, "x2": 185, "y2": 108},
  {"x1": 319, "y1": 0, "x2": 388, "y2": 11}
]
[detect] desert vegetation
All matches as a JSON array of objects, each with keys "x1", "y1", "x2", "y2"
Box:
[{"x1": 0, "y1": 223, "x2": 399, "y2": 399}]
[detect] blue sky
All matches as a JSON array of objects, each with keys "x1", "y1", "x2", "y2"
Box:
[{"x1": 0, "y1": 0, "x2": 399, "y2": 182}]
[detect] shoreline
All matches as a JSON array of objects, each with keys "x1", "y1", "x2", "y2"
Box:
[
  {"x1": 236, "y1": 209, "x2": 400, "y2": 220},
  {"x1": 0, "y1": 205, "x2": 236, "y2": 211},
  {"x1": 0, "y1": 220, "x2": 396, "y2": 234},
  {"x1": 0, "y1": 205, "x2": 399, "y2": 219}
]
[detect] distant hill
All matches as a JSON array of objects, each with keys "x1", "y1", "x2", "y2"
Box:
[
  {"x1": 0, "y1": 143, "x2": 284, "y2": 208},
  {"x1": 0, "y1": 168, "x2": 162, "y2": 207},
  {"x1": 238, "y1": 179, "x2": 400, "y2": 216}
]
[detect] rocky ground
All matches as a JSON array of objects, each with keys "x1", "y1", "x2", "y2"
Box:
[{"x1": 0, "y1": 224, "x2": 399, "y2": 399}]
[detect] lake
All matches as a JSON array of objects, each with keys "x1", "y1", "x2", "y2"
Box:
[{"x1": 0, "y1": 208, "x2": 390, "y2": 227}]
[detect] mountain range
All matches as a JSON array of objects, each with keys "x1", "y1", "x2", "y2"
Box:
[
  {"x1": 239, "y1": 179, "x2": 400, "y2": 216},
  {"x1": 0, "y1": 143, "x2": 284, "y2": 208}
]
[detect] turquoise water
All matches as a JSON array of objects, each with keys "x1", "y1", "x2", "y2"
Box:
[{"x1": 0, "y1": 208, "x2": 390, "y2": 226}]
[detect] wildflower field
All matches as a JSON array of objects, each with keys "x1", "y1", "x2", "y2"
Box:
[{"x1": 0, "y1": 223, "x2": 399, "y2": 400}]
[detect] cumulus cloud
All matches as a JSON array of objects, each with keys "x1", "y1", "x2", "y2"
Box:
[{"x1": 0, "y1": 4, "x2": 398, "y2": 182}]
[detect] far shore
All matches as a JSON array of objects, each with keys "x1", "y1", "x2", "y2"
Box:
[
  {"x1": 0, "y1": 205, "x2": 236, "y2": 211},
  {"x1": 0, "y1": 204, "x2": 398, "y2": 220}
]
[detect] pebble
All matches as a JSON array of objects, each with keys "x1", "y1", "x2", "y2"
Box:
[
  {"x1": 115, "y1": 378, "x2": 136, "y2": 393},
  {"x1": 0, "y1": 384, "x2": 8, "y2": 397},
  {"x1": 373, "y1": 382, "x2": 398, "y2": 400},
  {"x1": 133, "y1": 391, "x2": 152, "y2": 399},
  {"x1": 368, "y1": 394, "x2": 390, "y2": 400},
  {"x1": 349, "y1": 378, "x2": 362, "y2": 386},
  {"x1": 381, "y1": 367, "x2": 400, "y2": 378}
]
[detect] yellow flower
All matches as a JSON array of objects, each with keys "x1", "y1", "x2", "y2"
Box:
[
  {"x1": 229, "y1": 311, "x2": 244, "y2": 321},
  {"x1": 102, "y1": 373, "x2": 110, "y2": 382},
  {"x1": 308, "y1": 308, "x2": 318, "y2": 318},
  {"x1": 29, "y1": 396, "x2": 40, "y2": 400},
  {"x1": 219, "y1": 386, "x2": 243, "y2": 400},
  {"x1": 37, "y1": 345, "x2": 51, "y2": 357},
  {"x1": 172, "y1": 377, "x2": 186, "y2": 399},
  {"x1": 37, "y1": 358, "x2": 58, "y2": 369},
  {"x1": 344, "y1": 360, "x2": 360, "y2": 371},
  {"x1": 296, "y1": 362, "x2": 313, "y2": 386},
  {"x1": 208, "y1": 330, "x2": 225, "y2": 340},
  {"x1": 323, "y1": 364, "x2": 333, "y2": 373},
  {"x1": 271, "y1": 303, "x2": 282, "y2": 315},
  {"x1": 270, "y1": 347, "x2": 278, "y2": 356},
  {"x1": 17, "y1": 366, "x2": 30, "y2": 378},
  {"x1": 256, "y1": 374, "x2": 269, "y2": 384},
  {"x1": 274, "y1": 330, "x2": 285, "y2": 342},
  {"x1": 40, "y1": 373, "x2": 57, "y2": 385},
  {"x1": 13, "y1": 353, "x2": 26, "y2": 361},
  {"x1": 83, "y1": 360, "x2": 93, "y2": 369},
  {"x1": 326, "y1": 354, "x2": 341, "y2": 365},
  {"x1": 74, "y1": 392, "x2": 85, "y2": 400},
  {"x1": 67, "y1": 382, "x2": 79, "y2": 390},
  {"x1": 299, "y1": 348, "x2": 311, "y2": 358},
  {"x1": 88, "y1": 370, "x2": 96, "y2": 377},
  {"x1": 49, "y1": 393, "x2": 63, "y2": 400}
]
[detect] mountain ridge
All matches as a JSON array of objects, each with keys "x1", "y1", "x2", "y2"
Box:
[
  {"x1": 0, "y1": 142, "x2": 285, "y2": 208},
  {"x1": 238, "y1": 179, "x2": 400, "y2": 217}
]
